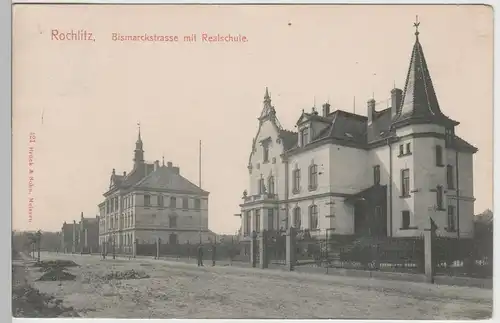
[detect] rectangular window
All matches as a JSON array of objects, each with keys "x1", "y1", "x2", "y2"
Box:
[
  {"x1": 182, "y1": 197, "x2": 189, "y2": 209},
  {"x1": 399, "y1": 144, "x2": 404, "y2": 156},
  {"x1": 401, "y1": 169, "x2": 410, "y2": 197},
  {"x1": 301, "y1": 128, "x2": 309, "y2": 146},
  {"x1": 255, "y1": 209, "x2": 261, "y2": 233},
  {"x1": 447, "y1": 205, "x2": 456, "y2": 232},
  {"x1": 309, "y1": 164, "x2": 318, "y2": 190},
  {"x1": 435, "y1": 145, "x2": 443, "y2": 166},
  {"x1": 244, "y1": 212, "x2": 251, "y2": 236},
  {"x1": 170, "y1": 196, "x2": 176, "y2": 208},
  {"x1": 436, "y1": 185, "x2": 444, "y2": 209},
  {"x1": 144, "y1": 195, "x2": 151, "y2": 207},
  {"x1": 406, "y1": 143, "x2": 411, "y2": 154},
  {"x1": 158, "y1": 195, "x2": 164, "y2": 207},
  {"x1": 293, "y1": 169, "x2": 301, "y2": 193},
  {"x1": 447, "y1": 165, "x2": 454, "y2": 189},
  {"x1": 373, "y1": 165, "x2": 380, "y2": 185},
  {"x1": 402, "y1": 211, "x2": 410, "y2": 229},
  {"x1": 267, "y1": 208, "x2": 274, "y2": 231},
  {"x1": 293, "y1": 207, "x2": 301, "y2": 229},
  {"x1": 263, "y1": 145, "x2": 269, "y2": 163},
  {"x1": 169, "y1": 215, "x2": 177, "y2": 228},
  {"x1": 194, "y1": 198, "x2": 201, "y2": 210},
  {"x1": 309, "y1": 205, "x2": 318, "y2": 230},
  {"x1": 115, "y1": 198, "x2": 119, "y2": 210}
]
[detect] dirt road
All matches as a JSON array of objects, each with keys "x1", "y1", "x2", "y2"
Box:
[{"x1": 14, "y1": 253, "x2": 493, "y2": 319}]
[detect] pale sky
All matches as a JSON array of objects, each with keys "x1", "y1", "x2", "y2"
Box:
[{"x1": 12, "y1": 4, "x2": 493, "y2": 234}]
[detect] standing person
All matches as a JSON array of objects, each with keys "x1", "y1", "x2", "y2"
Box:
[
  {"x1": 211, "y1": 243, "x2": 217, "y2": 266},
  {"x1": 197, "y1": 243, "x2": 204, "y2": 267}
]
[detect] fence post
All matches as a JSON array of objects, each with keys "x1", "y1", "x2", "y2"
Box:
[
  {"x1": 133, "y1": 239, "x2": 138, "y2": 258},
  {"x1": 424, "y1": 228, "x2": 434, "y2": 283},
  {"x1": 156, "y1": 238, "x2": 161, "y2": 260},
  {"x1": 250, "y1": 231, "x2": 257, "y2": 268},
  {"x1": 286, "y1": 227, "x2": 296, "y2": 271},
  {"x1": 259, "y1": 230, "x2": 268, "y2": 269}
]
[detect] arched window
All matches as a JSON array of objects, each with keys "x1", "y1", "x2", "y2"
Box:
[
  {"x1": 309, "y1": 205, "x2": 318, "y2": 229},
  {"x1": 267, "y1": 175, "x2": 275, "y2": 195},
  {"x1": 308, "y1": 164, "x2": 318, "y2": 190}
]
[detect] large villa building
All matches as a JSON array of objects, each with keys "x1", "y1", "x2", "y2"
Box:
[
  {"x1": 98, "y1": 129, "x2": 212, "y2": 252},
  {"x1": 239, "y1": 24, "x2": 477, "y2": 240}
]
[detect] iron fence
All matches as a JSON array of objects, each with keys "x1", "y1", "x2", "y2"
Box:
[
  {"x1": 433, "y1": 237, "x2": 492, "y2": 278},
  {"x1": 293, "y1": 230, "x2": 425, "y2": 273}
]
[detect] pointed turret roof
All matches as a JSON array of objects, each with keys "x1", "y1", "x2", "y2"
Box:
[
  {"x1": 259, "y1": 87, "x2": 275, "y2": 120},
  {"x1": 393, "y1": 17, "x2": 458, "y2": 128},
  {"x1": 136, "y1": 122, "x2": 143, "y2": 146}
]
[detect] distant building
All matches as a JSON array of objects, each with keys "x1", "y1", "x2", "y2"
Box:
[
  {"x1": 79, "y1": 213, "x2": 99, "y2": 253},
  {"x1": 239, "y1": 23, "x2": 477, "y2": 240},
  {"x1": 60, "y1": 212, "x2": 99, "y2": 253},
  {"x1": 60, "y1": 221, "x2": 77, "y2": 253},
  {"x1": 98, "y1": 128, "x2": 212, "y2": 253}
]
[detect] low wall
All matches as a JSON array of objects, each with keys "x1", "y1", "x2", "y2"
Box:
[
  {"x1": 291, "y1": 265, "x2": 491, "y2": 288},
  {"x1": 433, "y1": 275, "x2": 493, "y2": 289}
]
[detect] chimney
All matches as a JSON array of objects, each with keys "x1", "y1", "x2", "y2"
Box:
[
  {"x1": 391, "y1": 88, "x2": 403, "y2": 118},
  {"x1": 81, "y1": 212, "x2": 84, "y2": 220},
  {"x1": 167, "y1": 161, "x2": 173, "y2": 168},
  {"x1": 123, "y1": 171, "x2": 126, "y2": 176},
  {"x1": 322, "y1": 102, "x2": 331, "y2": 116},
  {"x1": 154, "y1": 160, "x2": 160, "y2": 171},
  {"x1": 367, "y1": 99, "x2": 376, "y2": 125},
  {"x1": 172, "y1": 166, "x2": 180, "y2": 175}
]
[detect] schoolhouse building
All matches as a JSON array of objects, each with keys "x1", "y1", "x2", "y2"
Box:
[
  {"x1": 98, "y1": 127, "x2": 212, "y2": 252},
  {"x1": 239, "y1": 23, "x2": 477, "y2": 240}
]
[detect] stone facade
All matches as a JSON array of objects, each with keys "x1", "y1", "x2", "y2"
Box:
[
  {"x1": 239, "y1": 27, "x2": 477, "y2": 240},
  {"x1": 98, "y1": 129, "x2": 212, "y2": 252}
]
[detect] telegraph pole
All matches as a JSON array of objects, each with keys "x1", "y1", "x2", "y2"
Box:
[{"x1": 199, "y1": 140, "x2": 202, "y2": 244}]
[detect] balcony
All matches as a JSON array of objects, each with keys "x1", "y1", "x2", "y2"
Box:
[{"x1": 242, "y1": 193, "x2": 278, "y2": 204}]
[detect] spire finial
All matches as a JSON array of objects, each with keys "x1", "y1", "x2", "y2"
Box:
[
  {"x1": 413, "y1": 15, "x2": 420, "y2": 37},
  {"x1": 162, "y1": 153, "x2": 165, "y2": 166},
  {"x1": 137, "y1": 122, "x2": 141, "y2": 140},
  {"x1": 264, "y1": 87, "x2": 270, "y2": 100}
]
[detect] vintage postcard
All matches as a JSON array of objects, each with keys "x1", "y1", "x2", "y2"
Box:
[{"x1": 11, "y1": 3, "x2": 494, "y2": 320}]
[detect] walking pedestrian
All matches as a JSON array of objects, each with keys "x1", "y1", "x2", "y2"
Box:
[
  {"x1": 211, "y1": 243, "x2": 217, "y2": 266},
  {"x1": 197, "y1": 243, "x2": 204, "y2": 267}
]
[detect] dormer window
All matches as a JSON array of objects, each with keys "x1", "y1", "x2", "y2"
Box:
[
  {"x1": 300, "y1": 128, "x2": 309, "y2": 146},
  {"x1": 445, "y1": 128, "x2": 454, "y2": 146}
]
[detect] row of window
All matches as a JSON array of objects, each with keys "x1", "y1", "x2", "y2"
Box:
[
  {"x1": 243, "y1": 204, "x2": 323, "y2": 234},
  {"x1": 398, "y1": 142, "x2": 448, "y2": 168},
  {"x1": 292, "y1": 164, "x2": 318, "y2": 194},
  {"x1": 101, "y1": 213, "x2": 181, "y2": 230},
  {"x1": 400, "y1": 205, "x2": 456, "y2": 231},
  {"x1": 105, "y1": 195, "x2": 202, "y2": 214},
  {"x1": 373, "y1": 165, "x2": 455, "y2": 194},
  {"x1": 143, "y1": 195, "x2": 201, "y2": 210}
]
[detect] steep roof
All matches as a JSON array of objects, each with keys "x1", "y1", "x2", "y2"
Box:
[
  {"x1": 279, "y1": 129, "x2": 298, "y2": 150},
  {"x1": 392, "y1": 27, "x2": 458, "y2": 128},
  {"x1": 367, "y1": 108, "x2": 394, "y2": 143},
  {"x1": 134, "y1": 164, "x2": 209, "y2": 195}
]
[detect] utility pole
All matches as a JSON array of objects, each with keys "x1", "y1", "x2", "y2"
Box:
[{"x1": 199, "y1": 140, "x2": 202, "y2": 244}]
